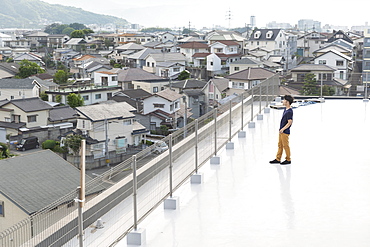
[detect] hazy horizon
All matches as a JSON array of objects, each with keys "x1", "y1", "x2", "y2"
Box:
[{"x1": 41, "y1": 0, "x2": 369, "y2": 29}]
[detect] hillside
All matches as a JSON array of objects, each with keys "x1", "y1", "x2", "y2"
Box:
[{"x1": 0, "y1": 0, "x2": 128, "y2": 28}]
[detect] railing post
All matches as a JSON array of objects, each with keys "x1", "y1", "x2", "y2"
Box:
[
  {"x1": 132, "y1": 155, "x2": 138, "y2": 230},
  {"x1": 214, "y1": 108, "x2": 217, "y2": 155},
  {"x1": 169, "y1": 134, "x2": 173, "y2": 197},
  {"x1": 229, "y1": 100, "x2": 232, "y2": 142},
  {"x1": 195, "y1": 119, "x2": 198, "y2": 173},
  {"x1": 259, "y1": 84, "x2": 262, "y2": 114},
  {"x1": 241, "y1": 92, "x2": 244, "y2": 130},
  {"x1": 78, "y1": 139, "x2": 85, "y2": 247},
  {"x1": 249, "y1": 87, "x2": 256, "y2": 128}
]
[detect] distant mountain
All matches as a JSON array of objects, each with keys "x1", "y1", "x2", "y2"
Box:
[{"x1": 0, "y1": 0, "x2": 129, "y2": 28}]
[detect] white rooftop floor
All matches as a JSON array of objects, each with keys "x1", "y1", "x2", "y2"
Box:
[{"x1": 115, "y1": 99, "x2": 370, "y2": 247}]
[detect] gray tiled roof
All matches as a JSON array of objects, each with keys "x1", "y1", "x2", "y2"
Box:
[
  {"x1": 230, "y1": 57, "x2": 262, "y2": 65},
  {"x1": 155, "y1": 88, "x2": 182, "y2": 102},
  {"x1": 29, "y1": 76, "x2": 58, "y2": 88},
  {"x1": 227, "y1": 67, "x2": 276, "y2": 80},
  {"x1": 146, "y1": 53, "x2": 186, "y2": 62},
  {"x1": 121, "y1": 89, "x2": 152, "y2": 99},
  {"x1": 49, "y1": 106, "x2": 77, "y2": 122},
  {"x1": 9, "y1": 97, "x2": 53, "y2": 112},
  {"x1": 291, "y1": 64, "x2": 336, "y2": 72},
  {"x1": 0, "y1": 78, "x2": 37, "y2": 89},
  {"x1": 118, "y1": 68, "x2": 162, "y2": 82},
  {"x1": 0, "y1": 150, "x2": 99, "y2": 214},
  {"x1": 210, "y1": 78, "x2": 229, "y2": 92},
  {"x1": 249, "y1": 29, "x2": 281, "y2": 41},
  {"x1": 76, "y1": 102, "x2": 135, "y2": 121},
  {"x1": 169, "y1": 80, "x2": 207, "y2": 89},
  {"x1": 128, "y1": 48, "x2": 162, "y2": 60}
]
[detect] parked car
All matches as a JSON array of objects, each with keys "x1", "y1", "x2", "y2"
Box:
[
  {"x1": 152, "y1": 141, "x2": 168, "y2": 154},
  {"x1": 16, "y1": 136, "x2": 40, "y2": 151}
]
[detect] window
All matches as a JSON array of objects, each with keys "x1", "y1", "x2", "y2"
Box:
[
  {"x1": 319, "y1": 60, "x2": 326, "y2": 64},
  {"x1": 210, "y1": 62, "x2": 213, "y2": 66},
  {"x1": 336, "y1": 60, "x2": 344, "y2": 66},
  {"x1": 173, "y1": 68, "x2": 180, "y2": 72},
  {"x1": 112, "y1": 76, "x2": 117, "y2": 81},
  {"x1": 340, "y1": 71, "x2": 344, "y2": 79},
  {"x1": 235, "y1": 67, "x2": 239, "y2": 71},
  {"x1": 107, "y1": 93, "x2": 112, "y2": 99},
  {"x1": 147, "y1": 62, "x2": 150, "y2": 67},
  {"x1": 170, "y1": 105, "x2": 173, "y2": 111},
  {"x1": 83, "y1": 95, "x2": 89, "y2": 101},
  {"x1": 0, "y1": 201, "x2": 4, "y2": 217},
  {"x1": 19, "y1": 91, "x2": 22, "y2": 96},
  {"x1": 153, "y1": 103, "x2": 164, "y2": 108},
  {"x1": 153, "y1": 87, "x2": 158, "y2": 93},
  {"x1": 11, "y1": 96, "x2": 14, "y2": 99},
  {"x1": 95, "y1": 94, "x2": 101, "y2": 100},
  {"x1": 27, "y1": 115, "x2": 37, "y2": 123},
  {"x1": 152, "y1": 62, "x2": 155, "y2": 67},
  {"x1": 4, "y1": 117, "x2": 10, "y2": 122},
  {"x1": 137, "y1": 85, "x2": 141, "y2": 89}
]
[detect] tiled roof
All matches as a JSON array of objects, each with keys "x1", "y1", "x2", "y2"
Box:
[
  {"x1": 178, "y1": 42, "x2": 209, "y2": 49},
  {"x1": 213, "y1": 40, "x2": 240, "y2": 46},
  {"x1": 192, "y1": 53, "x2": 211, "y2": 58},
  {"x1": 48, "y1": 106, "x2": 77, "y2": 122},
  {"x1": 115, "y1": 43, "x2": 145, "y2": 50},
  {"x1": 0, "y1": 150, "x2": 102, "y2": 214},
  {"x1": 118, "y1": 68, "x2": 162, "y2": 82},
  {"x1": 227, "y1": 67, "x2": 276, "y2": 80},
  {"x1": 121, "y1": 89, "x2": 152, "y2": 99},
  {"x1": 73, "y1": 55, "x2": 96, "y2": 61},
  {"x1": 169, "y1": 80, "x2": 207, "y2": 89},
  {"x1": 8, "y1": 97, "x2": 53, "y2": 112},
  {"x1": 291, "y1": 64, "x2": 336, "y2": 72},
  {"x1": 128, "y1": 48, "x2": 162, "y2": 60},
  {"x1": 210, "y1": 78, "x2": 229, "y2": 92},
  {"x1": 230, "y1": 57, "x2": 262, "y2": 65},
  {"x1": 76, "y1": 102, "x2": 135, "y2": 121},
  {"x1": 155, "y1": 88, "x2": 182, "y2": 102},
  {"x1": 0, "y1": 78, "x2": 37, "y2": 89},
  {"x1": 147, "y1": 53, "x2": 186, "y2": 62}
]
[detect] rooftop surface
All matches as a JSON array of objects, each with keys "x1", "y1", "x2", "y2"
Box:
[{"x1": 114, "y1": 99, "x2": 370, "y2": 247}]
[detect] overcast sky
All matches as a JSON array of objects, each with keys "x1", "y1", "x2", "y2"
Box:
[{"x1": 41, "y1": 0, "x2": 369, "y2": 29}]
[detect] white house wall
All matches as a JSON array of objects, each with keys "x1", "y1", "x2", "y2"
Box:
[
  {"x1": 314, "y1": 53, "x2": 349, "y2": 80},
  {"x1": 207, "y1": 54, "x2": 222, "y2": 72},
  {"x1": 143, "y1": 96, "x2": 180, "y2": 115}
]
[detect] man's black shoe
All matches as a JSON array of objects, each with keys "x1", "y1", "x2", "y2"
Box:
[
  {"x1": 269, "y1": 159, "x2": 280, "y2": 164},
  {"x1": 280, "y1": 160, "x2": 291, "y2": 165}
]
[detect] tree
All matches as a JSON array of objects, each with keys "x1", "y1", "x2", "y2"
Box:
[
  {"x1": 53, "y1": 70, "x2": 69, "y2": 84},
  {"x1": 62, "y1": 27, "x2": 75, "y2": 36},
  {"x1": 322, "y1": 85, "x2": 335, "y2": 96},
  {"x1": 69, "y1": 23, "x2": 87, "y2": 30},
  {"x1": 82, "y1": 29, "x2": 94, "y2": 35},
  {"x1": 70, "y1": 30, "x2": 85, "y2": 38},
  {"x1": 0, "y1": 142, "x2": 11, "y2": 159},
  {"x1": 16, "y1": 60, "x2": 45, "y2": 78},
  {"x1": 40, "y1": 93, "x2": 48, "y2": 101},
  {"x1": 63, "y1": 135, "x2": 84, "y2": 155},
  {"x1": 178, "y1": 70, "x2": 190, "y2": 80},
  {"x1": 67, "y1": 93, "x2": 84, "y2": 107},
  {"x1": 301, "y1": 73, "x2": 318, "y2": 95}
]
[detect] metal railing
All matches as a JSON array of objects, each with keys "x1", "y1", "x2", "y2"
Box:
[{"x1": 0, "y1": 75, "x2": 280, "y2": 247}]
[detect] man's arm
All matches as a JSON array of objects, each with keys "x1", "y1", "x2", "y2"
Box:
[{"x1": 279, "y1": 119, "x2": 292, "y2": 133}]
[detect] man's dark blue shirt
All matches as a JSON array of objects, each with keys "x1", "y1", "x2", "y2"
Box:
[{"x1": 280, "y1": 108, "x2": 293, "y2": 134}]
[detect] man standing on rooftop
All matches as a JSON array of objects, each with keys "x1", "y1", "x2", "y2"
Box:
[{"x1": 270, "y1": 95, "x2": 294, "y2": 165}]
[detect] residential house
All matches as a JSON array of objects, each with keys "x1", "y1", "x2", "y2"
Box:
[
  {"x1": 0, "y1": 97, "x2": 52, "y2": 135},
  {"x1": 159, "y1": 32, "x2": 177, "y2": 43},
  {"x1": 134, "y1": 33, "x2": 155, "y2": 44},
  {"x1": 24, "y1": 31, "x2": 49, "y2": 48},
  {"x1": 205, "y1": 30, "x2": 245, "y2": 49},
  {"x1": 182, "y1": 89, "x2": 206, "y2": 118},
  {"x1": 28, "y1": 76, "x2": 59, "y2": 95},
  {"x1": 109, "y1": 43, "x2": 145, "y2": 65},
  {"x1": 312, "y1": 44, "x2": 353, "y2": 58},
  {"x1": 327, "y1": 30, "x2": 353, "y2": 44},
  {"x1": 0, "y1": 32, "x2": 12, "y2": 47},
  {"x1": 177, "y1": 36, "x2": 205, "y2": 45},
  {"x1": 143, "y1": 88, "x2": 191, "y2": 129},
  {"x1": 117, "y1": 68, "x2": 168, "y2": 92},
  {"x1": 75, "y1": 102, "x2": 148, "y2": 158},
  {"x1": 116, "y1": 33, "x2": 138, "y2": 45},
  {"x1": 246, "y1": 29, "x2": 288, "y2": 58},
  {"x1": 165, "y1": 79, "x2": 207, "y2": 94},
  {"x1": 202, "y1": 77, "x2": 230, "y2": 107},
  {"x1": 0, "y1": 78, "x2": 41, "y2": 100},
  {"x1": 143, "y1": 53, "x2": 187, "y2": 78},
  {"x1": 47, "y1": 34, "x2": 70, "y2": 49},
  {"x1": 330, "y1": 39, "x2": 356, "y2": 51},
  {"x1": 126, "y1": 48, "x2": 162, "y2": 69},
  {"x1": 0, "y1": 47, "x2": 12, "y2": 61},
  {"x1": 290, "y1": 64, "x2": 346, "y2": 95},
  {"x1": 247, "y1": 47, "x2": 274, "y2": 61},
  {"x1": 63, "y1": 38, "x2": 87, "y2": 52},
  {"x1": 229, "y1": 57, "x2": 264, "y2": 74},
  {"x1": 85, "y1": 62, "x2": 112, "y2": 80},
  {"x1": 178, "y1": 42, "x2": 209, "y2": 64},
  {"x1": 227, "y1": 67, "x2": 276, "y2": 90},
  {"x1": 0, "y1": 62, "x2": 19, "y2": 79},
  {"x1": 46, "y1": 83, "x2": 121, "y2": 106},
  {"x1": 94, "y1": 70, "x2": 119, "y2": 87},
  {"x1": 3, "y1": 39, "x2": 31, "y2": 49},
  {"x1": 13, "y1": 53, "x2": 44, "y2": 67},
  {"x1": 313, "y1": 50, "x2": 352, "y2": 80},
  {"x1": 0, "y1": 150, "x2": 102, "y2": 233},
  {"x1": 296, "y1": 31, "x2": 328, "y2": 58}
]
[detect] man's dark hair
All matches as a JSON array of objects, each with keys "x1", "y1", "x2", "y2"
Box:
[{"x1": 284, "y1": 95, "x2": 294, "y2": 105}]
